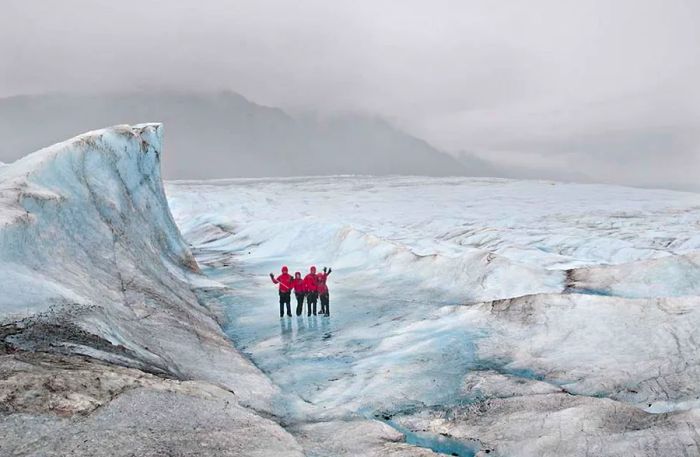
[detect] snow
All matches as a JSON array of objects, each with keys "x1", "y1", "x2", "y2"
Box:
[{"x1": 167, "y1": 175, "x2": 700, "y2": 456}]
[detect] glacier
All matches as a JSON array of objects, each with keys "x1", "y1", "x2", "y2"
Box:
[
  {"x1": 3, "y1": 126, "x2": 700, "y2": 456},
  {"x1": 167, "y1": 176, "x2": 700, "y2": 456},
  {"x1": 0, "y1": 125, "x2": 302, "y2": 456}
]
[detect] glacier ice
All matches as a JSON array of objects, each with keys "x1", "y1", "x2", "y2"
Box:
[
  {"x1": 167, "y1": 175, "x2": 700, "y2": 456},
  {"x1": 0, "y1": 125, "x2": 302, "y2": 456},
  {"x1": 566, "y1": 251, "x2": 700, "y2": 298},
  {"x1": 3, "y1": 123, "x2": 700, "y2": 456}
]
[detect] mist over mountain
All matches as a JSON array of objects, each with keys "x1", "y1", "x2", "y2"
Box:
[{"x1": 0, "y1": 91, "x2": 501, "y2": 180}]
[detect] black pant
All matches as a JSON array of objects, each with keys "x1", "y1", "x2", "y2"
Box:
[
  {"x1": 279, "y1": 291, "x2": 291, "y2": 317},
  {"x1": 306, "y1": 292, "x2": 318, "y2": 316},
  {"x1": 319, "y1": 293, "x2": 330, "y2": 316},
  {"x1": 295, "y1": 292, "x2": 305, "y2": 316}
]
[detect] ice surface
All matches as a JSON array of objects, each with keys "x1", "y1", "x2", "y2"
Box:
[
  {"x1": 167, "y1": 176, "x2": 700, "y2": 456},
  {"x1": 392, "y1": 372, "x2": 700, "y2": 457},
  {"x1": 468, "y1": 293, "x2": 700, "y2": 410},
  {"x1": 0, "y1": 125, "x2": 298, "y2": 455},
  {"x1": 3, "y1": 123, "x2": 700, "y2": 456},
  {"x1": 566, "y1": 251, "x2": 700, "y2": 298}
]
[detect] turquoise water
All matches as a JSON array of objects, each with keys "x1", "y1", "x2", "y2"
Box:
[{"x1": 385, "y1": 419, "x2": 478, "y2": 457}]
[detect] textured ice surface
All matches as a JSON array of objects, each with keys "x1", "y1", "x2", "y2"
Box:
[
  {"x1": 392, "y1": 371, "x2": 700, "y2": 457},
  {"x1": 168, "y1": 176, "x2": 700, "y2": 456},
  {"x1": 3, "y1": 125, "x2": 700, "y2": 456},
  {"x1": 566, "y1": 251, "x2": 700, "y2": 298},
  {"x1": 0, "y1": 126, "x2": 299, "y2": 456}
]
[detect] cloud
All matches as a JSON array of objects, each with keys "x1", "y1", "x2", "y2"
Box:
[{"x1": 1, "y1": 0, "x2": 698, "y2": 189}]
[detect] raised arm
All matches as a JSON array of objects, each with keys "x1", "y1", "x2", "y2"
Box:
[{"x1": 270, "y1": 273, "x2": 279, "y2": 284}]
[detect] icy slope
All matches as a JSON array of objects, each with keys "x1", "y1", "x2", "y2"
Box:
[
  {"x1": 0, "y1": 125, "x2": 302, "y2": 456},
  {"x1": 566, "y1": 251, "x2": 700, "y2": 297},
  {"x1": 470, "y1": 293, "x2": 700, "y2": 410},
  {"x1": 169, "y1": 176, "x2": 700, "y2": 270},
  {"x1": 389, "y1": 292, "x2": 700, "y2": 456},
  {"x1": 168, "y1": 176, "x2": 700, "y2": 456},
  {"x1": 392, "y1": 372, "x2": 700, "y2": 457}
]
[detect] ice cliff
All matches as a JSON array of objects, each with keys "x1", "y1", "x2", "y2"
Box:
[{"x1": 0, "y1": 125, "x2": 303, "y2": 456}]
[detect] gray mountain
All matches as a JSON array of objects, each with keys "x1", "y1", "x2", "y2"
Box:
[{"x1": 0, "y1": 91, "x2": 495, "y2": 180}]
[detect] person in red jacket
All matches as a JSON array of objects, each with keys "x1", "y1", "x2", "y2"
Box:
[
  {"x1": 317, "y1": 267, "x2": 332, "y2": 316},
  {"x1": 270, "y1": 266, "x2": 293, "y2": 317},
  {"x1": 303, "y1": 266, "x2": 319, "y2": 316},
  {"x1": 292, "y1": 271, "x2": 306, "y2": 316}
]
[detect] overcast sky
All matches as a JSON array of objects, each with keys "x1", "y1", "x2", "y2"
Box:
[{"x1": 2, "y1": 0, "x2": 699, "y2": 189}]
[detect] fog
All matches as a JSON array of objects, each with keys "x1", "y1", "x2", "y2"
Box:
[{"x1": 2, "y1": 0, "x2": 699, "y2": 189}]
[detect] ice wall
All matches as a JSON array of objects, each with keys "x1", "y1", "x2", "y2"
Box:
[
  {"x1": 0, "y1": 124, "x2": 306, "y2": 455},
  {"x1": 0, "y1": 124, "x2": 279, "y2": 409}
]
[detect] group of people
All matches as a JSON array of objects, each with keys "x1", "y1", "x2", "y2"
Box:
[{"x1": 270, "y1": 265, "x2": 332, "y2": 317}]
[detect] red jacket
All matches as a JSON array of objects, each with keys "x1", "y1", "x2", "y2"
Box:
[
  {"x1": 316, "y1": 273, "x2": 329, "y2": 294},
  {"x1": 271, "y1": 273, "x2": 293, "y2": 292},
  {"x1": 292, "y1": 278, "x2": 305, "y2": 293},
  {"x1": 303, "y1": 273, "x2": 318, "y2": 293}
]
